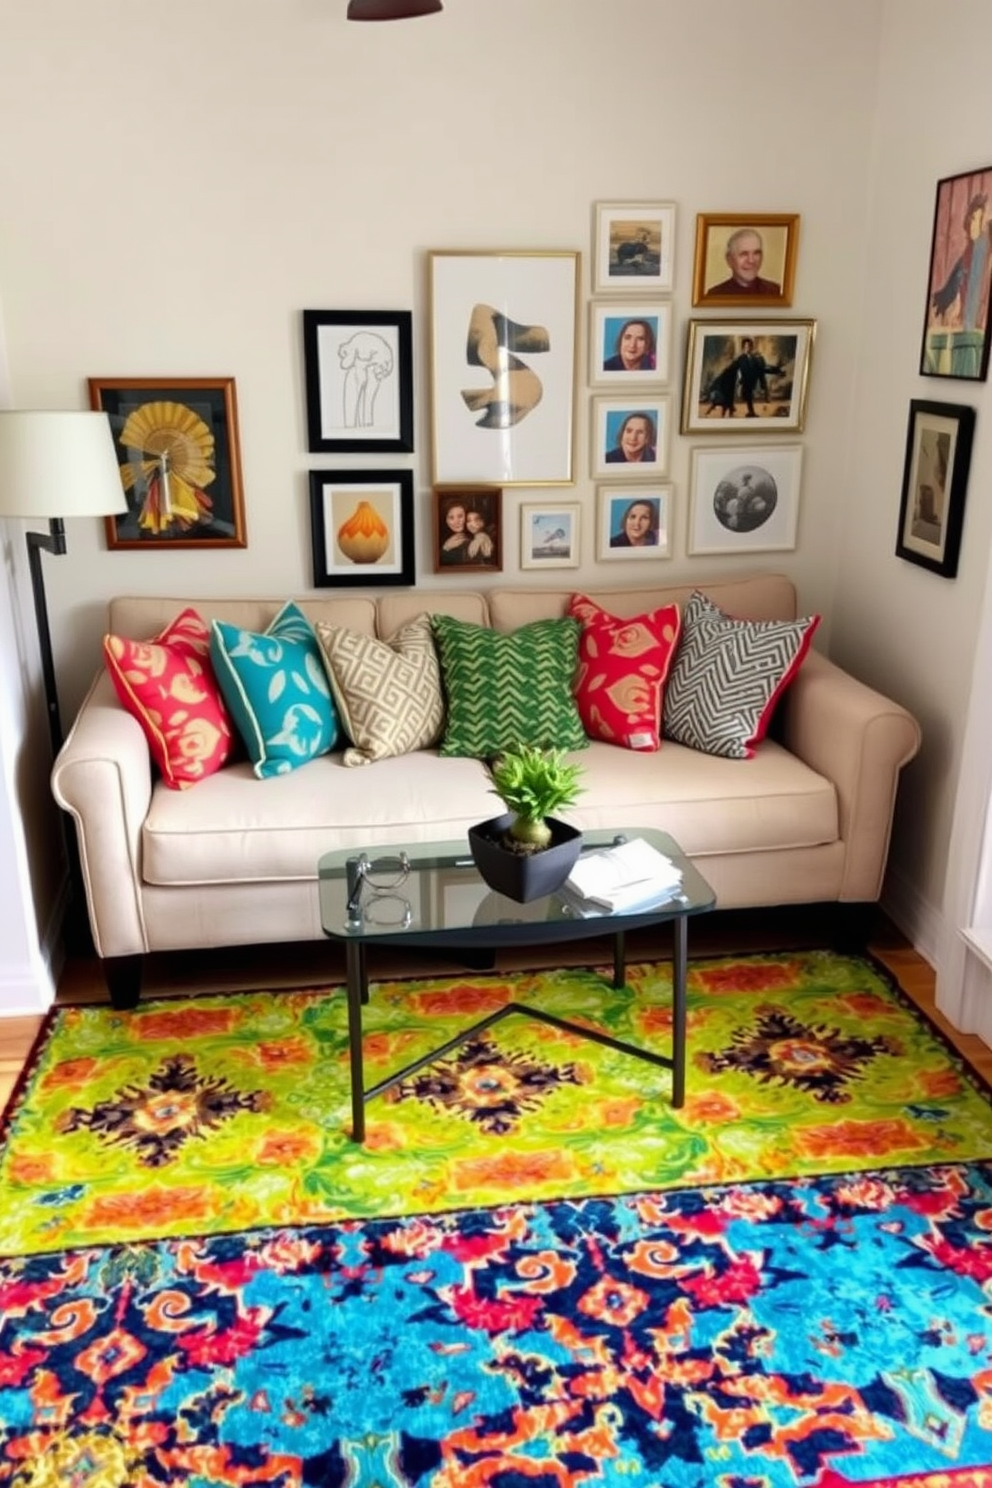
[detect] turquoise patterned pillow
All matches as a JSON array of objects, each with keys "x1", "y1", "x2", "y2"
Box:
[{"x1": 210, "y1": 602, "x2": 341, "y2": 778}]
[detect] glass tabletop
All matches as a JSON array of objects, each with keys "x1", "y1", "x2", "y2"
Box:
[{"x1": 318, "y1": 828, "x2": 716, "y2": 944}]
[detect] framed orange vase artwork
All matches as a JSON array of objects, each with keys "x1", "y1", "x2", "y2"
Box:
[
  {"x1": 309, "y1": 469, "x2": 414, "y2": 588},
  {"x1": 89, "y1": 377, "x2": 247, "y2": 550}
]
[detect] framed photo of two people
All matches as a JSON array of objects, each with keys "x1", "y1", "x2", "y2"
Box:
[{"x1": 680, "y1": 320, "x2": 815, "y2": 434}]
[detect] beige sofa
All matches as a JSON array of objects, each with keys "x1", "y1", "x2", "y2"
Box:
[{"x1": 52, "y1": 574, "x2": 921, "y2": 1005}]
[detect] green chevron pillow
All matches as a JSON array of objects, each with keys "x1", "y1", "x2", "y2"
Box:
[{"x1": 432, "y1": 614, "x2": 588, "y2": 758}]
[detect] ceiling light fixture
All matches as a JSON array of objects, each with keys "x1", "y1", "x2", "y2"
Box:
[{"x1": 347, "y1": 0, "x2": 442, "y2": 19}]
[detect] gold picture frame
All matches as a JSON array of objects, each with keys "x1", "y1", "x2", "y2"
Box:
[
  {"x1": 691, "y1": 213, "x2": 800, "y2": 308},
  {"x1": 680, "y1": 319, "x2": 815, "y2": 434}
]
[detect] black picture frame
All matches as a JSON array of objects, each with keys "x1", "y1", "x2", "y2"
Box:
[
  {"x1": 303, "y1": 310, "x2": 413, "y2": 453},
  {"x1": 895, "y1": 399, "x2": 975, "y2": 578},
  {"x1": 309, "y1": 469, "x2": 415, "y2": 588},
  {"x1": 89, "y1": 376, "x2": 246, "y2": 550},
  {"x1": 920, "y1": 166, "x2": 992, "y2": 383}
]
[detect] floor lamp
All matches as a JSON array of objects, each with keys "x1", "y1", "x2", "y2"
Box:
[{"x1": 0, "y1": 410, "x2": 125, "y2": 759}]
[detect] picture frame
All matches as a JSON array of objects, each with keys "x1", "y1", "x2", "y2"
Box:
[
  {"x1": 691, "y1": 213, "x2": 800, "y2": 307},
  {"x1": 592, "y1": 202, "x2": 676, "y2": 294},
  {"x1": 429, "y1": 250, "x2": 578, "y2": 486},
  {"x1": 591, "y1": 395, "x2": 671, "y2": 478},
  {"x1": 88, "y1": 377, "x2": 246, "y2": 550},
  {"x1": 432, "y1": 485, "x2": 503, "y2": 573},
  {"x1": 895, "y1": 399, "x2": 975, "y2": 578},
  {"x1": 688, "y1": 445, "x2": 804, "y2": 555},
  {"x1": 519, "y1": 502, "x2": 581, "y2": 569},
  {"x1": 680, "y1": 319, "x2": 815, "y2": 434},
  {"x1": 588, "y1": 301, "x2": 673, "y2": 386},
  {"x1": 302, "y1": 309, "x2": 413, "y2": 453},
  {"x1": 308, "y1": 469, "x2": 414, "y2": 588},
  {"x1": 596, "y1": 484, "x2": 673, "y2": 560},
  {"x1": 919, "y1": 167, "x2": 992, "y2": 382}
]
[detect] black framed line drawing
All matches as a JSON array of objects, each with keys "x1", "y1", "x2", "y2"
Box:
[
  {"x1": 303, "y1": 310, "x2": 414, "y2": 454},
  {"x1": 308, "y1": 469, "x2": 415, "y2": 587},
  {"x1": 88, "y1": 376, "x2": 247, "y2": 550},
  {"x1": 429, "y1": 250, "x2": 578, "y2": 486},
  {"x1": 895, "y1": 400, "x2": 975, "y2": 578}
]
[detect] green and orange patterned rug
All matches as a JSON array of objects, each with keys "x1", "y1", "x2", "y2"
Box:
[{"x1": 3, "y1": 949, "x2": 992, "y2": 1257}]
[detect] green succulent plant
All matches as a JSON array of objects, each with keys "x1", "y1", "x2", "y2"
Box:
[{"x1": 488, "y1": 744, "x2": 585, "y2": 851}]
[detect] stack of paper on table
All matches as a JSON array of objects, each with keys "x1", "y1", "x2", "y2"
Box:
[{"x1": 564, "y1": 837, "x2": 683, "y2": 912}]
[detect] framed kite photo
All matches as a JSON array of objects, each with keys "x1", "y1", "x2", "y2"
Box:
[
  {"x1": 89, "y1": 376, "x2": 247, "y2": 551},
  {"x1": 303, "y1": 309, "x2": 414, "y2": 453},
  {"x1": 429, "y1": 250, "x2": 579, "y2": 486}
]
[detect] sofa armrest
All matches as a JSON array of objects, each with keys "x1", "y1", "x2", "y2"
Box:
[
  {"x1": 779, "y1": 650, "x2": 922, "y2": 900},
  {"x1": 50, "y1": 672, "x2": 152, "y2": 958}
]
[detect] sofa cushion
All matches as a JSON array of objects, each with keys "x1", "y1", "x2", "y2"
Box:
[
  {"x1": 663, "y1": 591, "x2": 820, "y2": 760},
  {"x1": 103, "y1": 607, "x2": 235, "y2": 789},
  {"x1": 568, "y1": 593, "x2": 681, "y2": 751},
  {"x1": 210, "y1": 601, "x2": 341, "y2": 779},
  {"x1": 431, "y1": 614, "x2": 587, "y2": 757},
  {"x1": 314, "y1": 613, "x2": 444, "y2": 768}
]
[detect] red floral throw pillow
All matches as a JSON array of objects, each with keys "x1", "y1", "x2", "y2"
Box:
[
  {"x1": 567, "y1": 594, "x2": 682, "y2": 751},
  {"x1": 103, "y1": 608, "x2": 235, "y2": 789}
]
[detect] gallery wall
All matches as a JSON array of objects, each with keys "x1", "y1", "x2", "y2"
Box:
[{"x1": 2, "y1": 0, "x2": 990, "y2": 1002}]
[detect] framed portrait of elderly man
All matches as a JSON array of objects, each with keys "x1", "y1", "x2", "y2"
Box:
[{"x1": 692, "y1": 214, "x2": 800, "y2": 307}]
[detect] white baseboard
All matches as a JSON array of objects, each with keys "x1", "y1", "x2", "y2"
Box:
[
  {"x1": 881, "y1": 863, "x2": 942, "y2": 970},
  {"x1": 0, "y1": 884, "x2": 65, "y2": 1018}
]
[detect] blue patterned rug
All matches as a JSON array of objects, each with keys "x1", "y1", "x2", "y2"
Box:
[{"x1": 4, "y1": 1160, "x2": 992, "y2": 1485}]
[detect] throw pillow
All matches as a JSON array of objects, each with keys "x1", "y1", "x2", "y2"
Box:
[
  {"x1": 663, "y1": 590, "x2": 820, "y2": 760},
  {"x1": 210, "y1": 601, "x2": 341, "y2": 779},
  {"x1": 568, "y1": 593, "x2": 681, "y2": 751},
  {"x1": 103, "y1": 608, "x2": 235, "y2": 789},
  {"x1": 314, "y1": 613, "x2": 445, "y2": 767},
  {"x1": 431, "y1": 614, "x2": 587, "y2": 758}
]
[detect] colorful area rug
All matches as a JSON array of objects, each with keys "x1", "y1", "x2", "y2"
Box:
[
  {"x1": 3, "y1": 951, "x2": 992, "y2": 1256},
  {"x1": 4, "y1": 951, "x2": 992, "y2": 1485}
]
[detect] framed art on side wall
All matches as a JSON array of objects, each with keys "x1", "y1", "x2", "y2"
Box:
[
  {"x1": 681, "y1": 320, "x2": 814, "y2": 433},
  {"x1": 895, "y1": 400, "x2": 975, "y2": 578},
  {"x1": 432, "y1": 485, "x2": 502, "y2": 573},
  {"x1": 596, "y1": 485, "x2": 673, "y2": 559},
  {"x1": 303, "y1": 309, "x2": 413, "y2": 453},
  {"x1": 692, "y1": 214, "x2": 799, "y2": 307},
  {"x1": 89, "y1": 377, "x2": 246, "y2": 550},
  {"x1": 430, "y1": 250, "x2": 578, "y2": 485},
  {"x1": 920, "y1": 166, "x2": 992, "y2": 382},
  {"x1": 591, "y1": 395, "x2": 671, "y2": 478},
  {"x1": 308, "y1": 469, "x2": 414, "y2": 587},
  {"x1": 688, "y1": 445, "x2": 803, "y2": 555}
]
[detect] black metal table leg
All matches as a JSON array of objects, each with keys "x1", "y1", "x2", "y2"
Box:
[
  {"x1": 612, "y1": 930, "x2": 626, "y2": 988},
  {"x1": 671, "y1": 916, "x2": 687, "y2": 1107},
  {"x1": 345, "y1": 940, "x2": 367, "y2": 1142}
]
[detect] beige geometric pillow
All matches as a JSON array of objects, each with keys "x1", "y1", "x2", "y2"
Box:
[{"x1": 314, "y1": 613, "x2": 445, "y2": 767}]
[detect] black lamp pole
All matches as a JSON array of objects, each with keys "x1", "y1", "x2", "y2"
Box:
[{"x1": 25, "y1": 518, "x2": 67, "y2": 759}]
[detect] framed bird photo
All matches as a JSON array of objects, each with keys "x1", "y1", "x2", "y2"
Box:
[
  {"x1": 920, "y1": 165, "x2": 992, "y2": 382},
  {"x1": 88, "y1": 377, "x2": 247, "y2": 550}
]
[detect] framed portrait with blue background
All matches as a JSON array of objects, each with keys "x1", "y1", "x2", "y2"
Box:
[
  {"x1": 591, "y1": 395, "x2": 671, "y2": 478},
  {"x1": 597, "y1": 484, "x2": 672, "y2": 560},
  {"x1": 589, "y1": 301, "x2": 672, "y2": 387}
]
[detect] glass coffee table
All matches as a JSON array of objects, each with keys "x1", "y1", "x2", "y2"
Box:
[{"x1": 318, "y1": 828, "x2": 716, "y2": 1142}]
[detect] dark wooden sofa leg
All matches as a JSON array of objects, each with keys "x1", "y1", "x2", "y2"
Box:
[
  {"x1": 832, "y1": 903, "x2": 877, "y2": 955},
  {"x1": 104, "y1": 955, "x2": 143, "y2": 1010}
]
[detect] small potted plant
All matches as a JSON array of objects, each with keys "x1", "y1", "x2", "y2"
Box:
[{"x1": 468, "y1": 744, "x2": 585, "y2": 902}]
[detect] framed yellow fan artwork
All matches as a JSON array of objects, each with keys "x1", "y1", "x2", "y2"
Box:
[{"x1": 88, "y1": 377, "x2": 247, "y2": 549}]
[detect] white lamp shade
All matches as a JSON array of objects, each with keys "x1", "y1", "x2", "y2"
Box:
[{"x1": 0, "y1": 410, "x2": 127, "y2": 519}]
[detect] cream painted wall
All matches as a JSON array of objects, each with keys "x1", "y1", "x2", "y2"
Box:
[
  {"x1": 831, "y1": 0, "x2": 992, "y2": 964},
  {"x1": 0, "y1": 0, "x2": 881, "y2": 731}
]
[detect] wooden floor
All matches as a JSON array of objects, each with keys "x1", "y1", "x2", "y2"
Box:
[{"x1": 3, "y1": 908, "x2": 990, "y2": 1110}]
